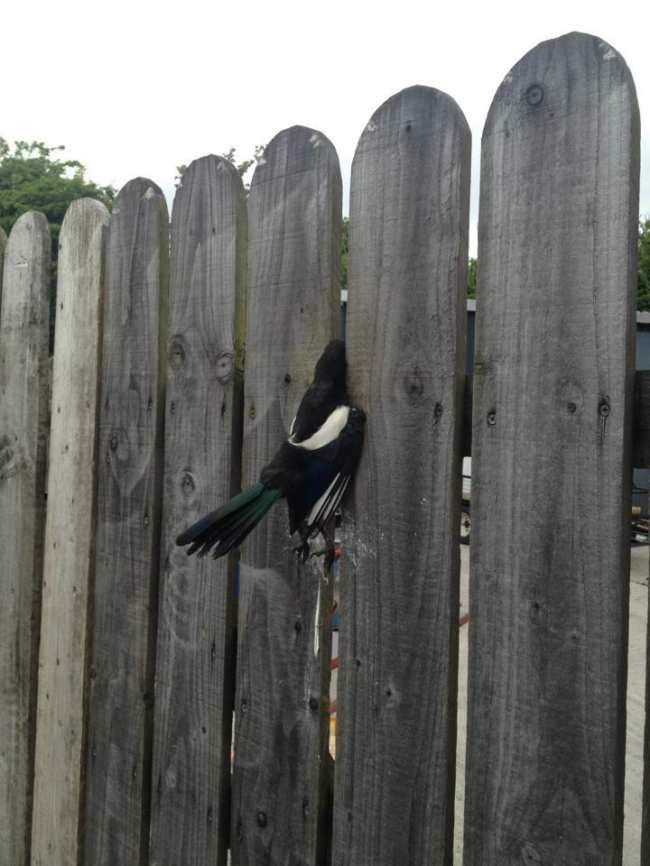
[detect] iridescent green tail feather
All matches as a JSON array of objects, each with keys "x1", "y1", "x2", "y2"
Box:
[{"x1": 176, "y1": 483, "x2": 282, "y2": 559}]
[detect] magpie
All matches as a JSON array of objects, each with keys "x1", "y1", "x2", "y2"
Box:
[{"x1": 176, "y1": 339, "x2": 365, "y2": 562}]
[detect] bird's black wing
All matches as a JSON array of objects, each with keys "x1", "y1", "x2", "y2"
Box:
[
  {"x1": 289, "y1": 340, "x2": 348, "y2": 442},
  {"x1": 286, "y1": 414, "x2": 364, "y2": 538},
  {"x1": 290, "y1": 380, "x2": 342, "y2": 443}
]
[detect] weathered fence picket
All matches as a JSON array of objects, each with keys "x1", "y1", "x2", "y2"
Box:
[
  {"x1": 31, "y1": 199, "x2": 109, "y2": 866},
  {"x1": 149, "y1": 156, "x2": 245, "y2": 866},
  {"x1": 464, "y1": 32, "x2": 639, "y2": 866},
  {"x1": 331, "y1": 86, "x2": 470, "y2": 866},
  {"x1": 0, "y1": 213, "x2": 50, "y2": 866},
  {"x1": 84, "y1": 179, "x2": 169, "y2": 866},
  {"x1": 230, "y1": 126, "x2": 341, "y2": 866}
]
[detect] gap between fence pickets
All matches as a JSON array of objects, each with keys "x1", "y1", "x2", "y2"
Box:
[{"x1": 461, "y1": 371, "x2": 650, "y2": 466}]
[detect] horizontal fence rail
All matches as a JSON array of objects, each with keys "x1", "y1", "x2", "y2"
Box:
[{"x1": 0, "y1": 28, "x2": 647, "y2": 866}]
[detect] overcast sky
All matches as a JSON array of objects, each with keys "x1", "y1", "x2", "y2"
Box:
[{"x1": 2, "y1": 0, "x2": 648, "y2": 255}]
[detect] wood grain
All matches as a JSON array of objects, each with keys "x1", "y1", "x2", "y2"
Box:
[
  {"x1": 464, "y1": 33, "x2": 639, "y2": 866},
  {"x1": 148, "y1": 156, "x2": 245, "y2": 866},
  {"x1": 84, "y1": 179, "x2": 168, "y2": 866},
  {"x1": 0, "y1": 213, "x2": 50, "y2": 866},
  {"x1": 331, "y1": 86, "x2": 470, "y2": 866},
  {"x1": 31, "y1": 198, "x2": 109, "y2": 866},
  {"x1": 466, "y1": 371, "x2": 649, "y2": 465},
  {"x1": 230, "y1": 126, "x2": 341, "y2": 866}
]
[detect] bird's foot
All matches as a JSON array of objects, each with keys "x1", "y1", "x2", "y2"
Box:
[{"x1": 310, "y1": 546, "x2": 336, "y2": 572}]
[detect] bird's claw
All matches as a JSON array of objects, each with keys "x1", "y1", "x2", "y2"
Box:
[{"x1": 307, "y1": 546, "x2": 337, "y2": 572}]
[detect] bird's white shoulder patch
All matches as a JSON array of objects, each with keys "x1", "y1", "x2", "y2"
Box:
[{"x1": 289, "y1": 405, "x2": 349, "y2": 451}]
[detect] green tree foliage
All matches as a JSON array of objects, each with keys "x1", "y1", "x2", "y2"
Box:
[
  {"x1": 467, "y1": 257, "x2": 477, "y2": 298},
  {"x1": 639, "y1": 218, "x2": 650, "y2": 312},
  {"x1": 341, "y1": 217, "x2": 349, "y2": 291},
  {"x1": 0, "y1": 138, "x2": 114, "y2": 252}
]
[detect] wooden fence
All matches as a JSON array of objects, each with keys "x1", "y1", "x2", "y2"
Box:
[{"x1": 1, "y1": 30, "x2": 649, "y2": 866}]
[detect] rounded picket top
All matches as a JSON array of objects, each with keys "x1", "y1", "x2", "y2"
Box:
[
  {"x1": 483, "y1": 31, "x2": 639, "y2": 141},
  {"x1": 8, "y1": 209, "x2": 49, "y2": 238},
  {"x1": 6, "y1": 210, "x2": 50, "y2": 288},
  {"x1": 245, "y1": 124, "x2": 342, "y2": 438},
  {"x1": 250, "y1": 124, "x2": 341, "y2": 195},
  {"x1": 173, "y1": 154, "x2": 244, "y2": 210},
  {"x1": 113, "y1": 176, "x2": 167, "y2": 213},
  {"x1": 354, "y1": 83, "x2": 470, "y2": 165},
  {"x1": 58, "y1": 197, "x2": 110, "y2": 271}
]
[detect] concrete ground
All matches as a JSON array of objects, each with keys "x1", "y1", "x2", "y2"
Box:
[{"x1": 454, "y1": 543, "x2": 650, "y2": 865}]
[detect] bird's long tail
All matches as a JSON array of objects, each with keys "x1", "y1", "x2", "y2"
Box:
[{"x1": 176, "y1": 482, "x2": 282, "y2": 559}]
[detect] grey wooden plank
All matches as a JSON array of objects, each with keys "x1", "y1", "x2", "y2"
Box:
[
  {"x1": 149, "y1": 155, "x2": 245, "y2": 866},
  {"x1": 0, "y1": 213, "x2": 50, "y2": 866},
  {"x1": 466, "y1": 371, "x2": 649, "y2": 465},
  {"x1": 84, "y1": 179, "x2": 168, "y2": 866},
  {"x1": 330, "y1": 86, "x2": 470, "y2": 866},
  {"x1": 31, "y1": 198, "x2": 109, "y2": 866},
  {"x1": 464, "y1": 32, "x2": 639, "y2": 866},
  {"x1": 230, "y1": 126, "x2": 341, "y2": 866}
]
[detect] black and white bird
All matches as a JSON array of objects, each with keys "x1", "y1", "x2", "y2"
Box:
[{"x1": 176, "y1": 339, "x2": 365, "y2": 561}]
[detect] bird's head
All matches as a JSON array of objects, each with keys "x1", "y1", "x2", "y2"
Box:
[
  {"x1": 349, "y1": 405, "x2": 366, "y2": 427},
  {"x1": 314, "y1": 339, "x2": 347, "y2": 388}
]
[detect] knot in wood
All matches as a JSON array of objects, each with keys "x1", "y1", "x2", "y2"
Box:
[
  {"x1": 108, "y1": 428, "x2": 129, "y2": 463},
  {"x1": 0, "y1": 435, "x2": 15, "y2": 479},
  {"x1": 214, "y1": 351, "x2": 234, "y2": 385},
  {"x1": 168, "y1": 335, "x2": 187, "y2": 370},
  {"x1": 181, "y1": 472, "x2": 196, "y2": 497},
  {"x1": 525, "y1": 84, "x2": 544, "y2": 107},
  {"x1": 256, "y1": 811, "x2": 268, "y2": 828},
  {"x1": 403, "y1": 365, "x2": 426, "y2": 405}
]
